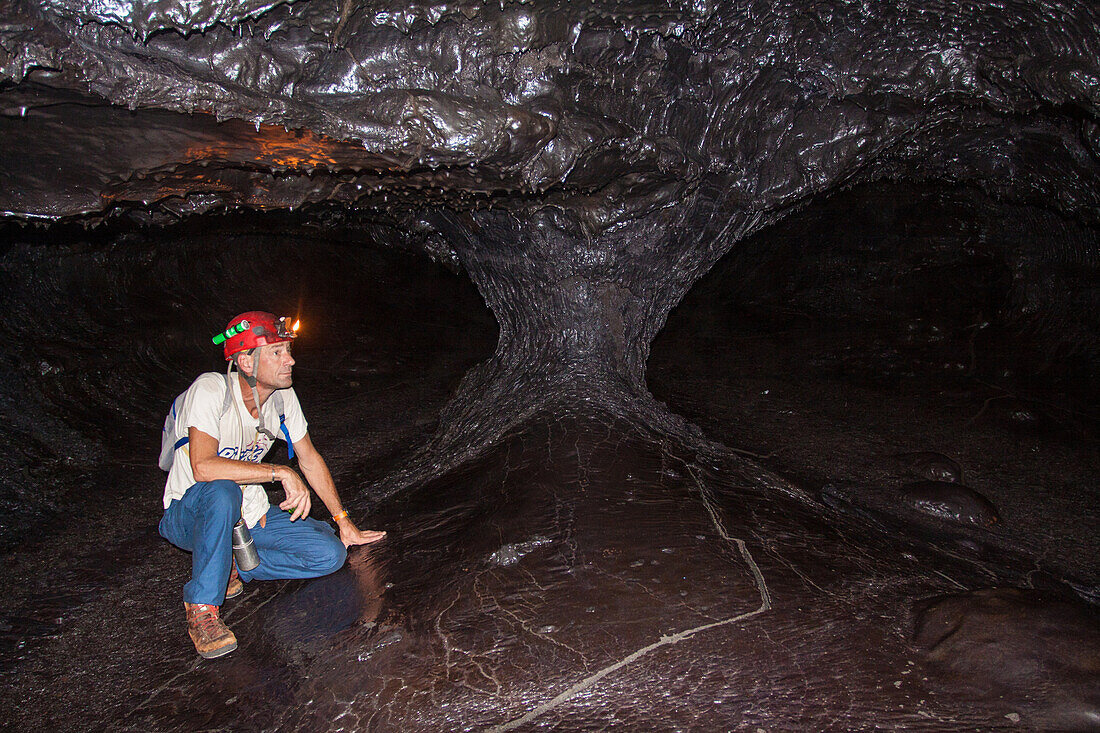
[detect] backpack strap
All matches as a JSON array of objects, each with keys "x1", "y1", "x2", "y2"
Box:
[
  {"x1": 171, "y1": 398, "x2": 188, "y2": 448},
  {"x1": 273, "y1": 391, "x2": 295, "y2": 460},
  {"x1": 220, "y1": 372, "x2": 234, "y2": 416},
  {"x1": 166, "y1": 395, "x2": 189, "y2": 457}
]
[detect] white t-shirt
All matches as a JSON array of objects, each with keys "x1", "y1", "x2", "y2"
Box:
[{"x1": 162, "y1": 372, "x2": 309, "y2": 528}]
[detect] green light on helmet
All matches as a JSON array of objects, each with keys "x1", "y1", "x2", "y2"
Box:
[{"x1": 212, "y1": 320, "x2": 250, "y2": 346}]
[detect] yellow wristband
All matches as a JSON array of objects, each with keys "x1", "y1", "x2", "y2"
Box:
[{"x1": 332, "y1": 510, "x2": 349, "y2": 522}]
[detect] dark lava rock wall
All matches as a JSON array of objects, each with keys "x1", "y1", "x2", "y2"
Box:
[
  {"x1": 0, "y1": 0, "x2": 1097, "y2": 495},
  {"x1": 0, "y1": 0, "x2": 1098, "y2": 504},
  {"x1": 2, "y1": 0, "x2": 1099, "y2": 539}
]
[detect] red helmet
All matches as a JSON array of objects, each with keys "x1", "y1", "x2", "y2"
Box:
[{"x1": 219, "y1": 311, "x2": 298, "y2": 360}]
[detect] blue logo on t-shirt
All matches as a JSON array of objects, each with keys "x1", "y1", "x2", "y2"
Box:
[{"x1": 219, "y1": 440, "x2": 269, "y2": 463}]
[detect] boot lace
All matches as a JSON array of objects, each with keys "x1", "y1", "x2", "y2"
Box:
[{"x1": 191, "y1": 604, "x2": 225, "y2": 639}]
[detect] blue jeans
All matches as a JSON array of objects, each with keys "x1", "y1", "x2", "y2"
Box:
[{"x1": 159, "y1": 480, "x2": 347, "y2": 605}]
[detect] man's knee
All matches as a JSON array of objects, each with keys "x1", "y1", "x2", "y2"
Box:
[
  {"x1": 315, "y1": 533, "x2": 347, "y2": 575},
  {"x1": 201, "y1": 480, "x2": 243, "y2": 515}
]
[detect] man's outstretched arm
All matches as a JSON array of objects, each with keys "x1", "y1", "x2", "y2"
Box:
[{"x1": 293, "y1": 432, "x2": 387, "y2": 547}]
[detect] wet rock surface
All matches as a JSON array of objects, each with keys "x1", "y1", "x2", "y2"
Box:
[
  {"x1": 6, "y1": 408, "x2": 1095, "y2": 732},
  {"x1": 913, "y1": 588, "x2": 1100, "y2": 731},
  {"x1": 898, "y1": 481, "x2": 1000, "y2": 529},
  {"x1": 892, "y1": 452, "x2": 963, "y2": 484}
]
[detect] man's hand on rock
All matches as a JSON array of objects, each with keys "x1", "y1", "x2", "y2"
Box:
[{"x1": 337, "y1": 520, "x2": 387, "y2": 548}]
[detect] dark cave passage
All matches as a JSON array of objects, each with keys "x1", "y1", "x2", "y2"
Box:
[
  {"x1": 650, "y1": 179, "x2": 1100, "y2": 573},
  {"x1": 0, "y1": 214, "x2": 498, "y2": 549}
]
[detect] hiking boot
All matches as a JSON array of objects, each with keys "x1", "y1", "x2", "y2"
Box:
[
  {"x1": 225, "y1": 560, "x2": 243, "y2": 600},
  {"x1": 185, "y1": 602, "x2": 237, "y2": 659}
]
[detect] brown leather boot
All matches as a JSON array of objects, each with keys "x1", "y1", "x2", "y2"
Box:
[
  {"x1": 185, "y1": 603, "x2": 237, "y2": 659},
  {"x1": 225, "y1": 560, "x2": 243, "y2": 600}
]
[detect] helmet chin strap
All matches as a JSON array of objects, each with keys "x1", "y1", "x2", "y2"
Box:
[{"x1": 232, "y1": 351, "x2": 279, "y2": 441}]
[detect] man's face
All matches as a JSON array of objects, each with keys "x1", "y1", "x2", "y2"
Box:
[{"x1": 252, "y1": 341, "x2": 295, "y2": 390}]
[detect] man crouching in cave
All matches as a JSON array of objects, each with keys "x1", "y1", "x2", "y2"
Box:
[{"x1": 159, "y1": 311, "x2": 386, "y2": 659}]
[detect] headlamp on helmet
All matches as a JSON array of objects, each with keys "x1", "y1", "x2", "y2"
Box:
[{"x1": 216, "y1": 311, "x2": 300, "y2": 361}]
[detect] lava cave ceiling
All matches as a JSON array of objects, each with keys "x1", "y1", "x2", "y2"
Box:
[{"x1": 1, "y1": 0, "x2": 1099, "y2": 730}]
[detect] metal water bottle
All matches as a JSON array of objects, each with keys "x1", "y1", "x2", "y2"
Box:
[{"x1": 231, "y1": 519, "x2": 260, "y2": 571}]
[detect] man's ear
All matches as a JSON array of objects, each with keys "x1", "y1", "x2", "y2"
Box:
[{"x1": 236, "y1": 352, "x2": 255, "y2": 377}]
